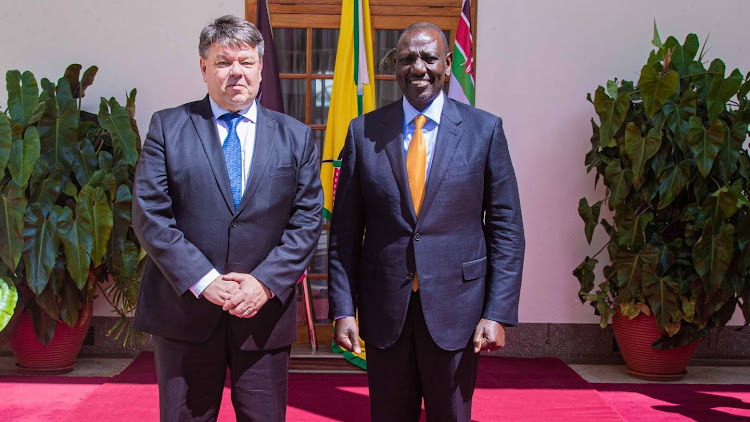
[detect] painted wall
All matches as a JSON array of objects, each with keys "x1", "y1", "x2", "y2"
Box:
[
  {"x1": 477, "y1": 1, "x2": 750, "y2": 324},
  {"x1": 2, "y1": 1, "x2": 749, "y2": 324}
]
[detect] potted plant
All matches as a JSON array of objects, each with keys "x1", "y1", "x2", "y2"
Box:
[
  {"x1": 574, "y1": 25, "x2": 750, "y2": 379},
  {"x1": 0, "y1": 64, "x2": 145, "y2": 371}
]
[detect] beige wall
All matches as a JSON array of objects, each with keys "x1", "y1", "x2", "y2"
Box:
[
  {"x1": 2, "y1": 1, "x2": 749, "y2": 324},
  {"x1": 478, "y1": 1, "x2": 750, "y2": 324}
]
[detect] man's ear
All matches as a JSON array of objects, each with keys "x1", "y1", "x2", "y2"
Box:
[
  {"x1": 445, "y1": 52, "x2": 452, "y2": 77},
  {"x1": 199, "y1": 57, "x2": 208, "y2": 81}
]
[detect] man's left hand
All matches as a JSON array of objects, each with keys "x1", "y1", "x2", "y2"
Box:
[
  {"x1": 222, "y1": 273, "x2": 272, "y2": 318},
  {"x1": 472, "y1": 318, "x2": 505, "y2": 353}
]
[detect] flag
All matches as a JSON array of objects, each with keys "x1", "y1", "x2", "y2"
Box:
[
  {"x1": 448, "y1": 0, "x2": 475, "y2": 105},
  {"x1": 323, "y1": 0, "x2": 376, "y2": 370},
  {"x1": 321, "y1": 0, "x2": 376, "y2": 221},
  {"x1": 256, "y1": 0, "x2": 284, "y2": 113}
]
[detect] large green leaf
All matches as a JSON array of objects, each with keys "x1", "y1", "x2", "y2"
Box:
[
  {"x1": 0, "y1": 113, "x2": 11, "y2": 173},
  {"x1": 605, "y1": 161, "x2": 633, "y2": 210},
  {"x1": 27, "y1": 300, "x2": 56, "y2": 345},
  {"x1": 0, "y1": 274, "x2": 18, "y2": 332},
  {"x1": 573, "y1": 256, "x2": 598, "y2": 302},
  {"x1": 663, "y1": 90, "x2": 697, "y2": 153},
  {"x1": 22, "y1": 204, "x2": 60, "y2": 295},
  {"x1": 88, "y1": 168, "x2": 117, "y2": 201},
  {"x1": 578, "y1": 198, "x2": 601, "y2": 244},
  {"x1": 34, "y1": 163, "x2": 65, "y2": 217},
  {"x1": 614, "y1": 245, "x2": 660, "y2": 305},
  {"x1": 664, "y1": 34, "x2": 699, "y2": 75},
  {"x1": 99, "y1": 98, "x2": 138, "y2": 166},
  {"x1": 0, "y1": 181, "x2": 27, "y2": 270},
  {"x1": 125, "y1": 88, "x2": 141, "y2": 149},
  {"x1": 699, "y1": 185, "x2": 747, "y2": 228},
  {"x1": 109, "y1": 185, "x2": 133, "y2": 270},
  {"x1": 715, "y1": 127, "x2": 742, "y2": 184},
  {"x1": 38, "y1": 78, "x2": 78, "y2": 167},
  {"x1": 688, "y1": 117, "x2": 724, "y2": 178},
  {"x1": 56, "y1": 205, "x2": 93, "y2": 289},
  {"x1": 594, "y1": 87, "x2": 630, "y2": 148},
  {"x1": 8, "y1": 127, "x2": 41, "y2": 188},
  {"x1": 706, "y1": 60, "x2": 743, "y2": 122},
  {"x1": 693, "y1": 222, "x2": 734, "y2": 298},
  {"x1": 615, "y1": 209, "x2": 653, "y2": 249},
  {"x1": 657, "y1": 159, "x2": 691, "y2": 209},
  {"x1": 78, "y1": 186, "x2": 113, "y2": 266},
  {"x1": 58, "y1": 268, "x2": 81, "y2": 327},
  {"x1": 6, "y1": 70, "x2": 39, "y2": 126},
  {"x1": 34, "y1": 259, "x2": 62, "y2": 322},
  {"x1": 624, "y1": 124, "x2": 661, "y2": 188},
  {"x1": 638, "y1": 65, "x2": 679, "y2": 118},
  {"x1": 71, "y1": 138, "x2": 98, "y2": 186},
  {"x1": 63, "y1": 64, "x2": 98, "y2": 100},
  {"x1": 644, "y1": 273, "x2": 681, "y2": 333}
]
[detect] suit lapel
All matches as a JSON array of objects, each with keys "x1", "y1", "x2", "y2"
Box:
[
  {"x1": 189, "y1": 96, "x2": 234, "y2": 213},
  {"x1": 378, "y1": 100, "x2": 417, "y2": 224},
  {"x1": 417, "y1": 98, "x2": 463, "y2": 228},
  {"x1": 236, "y1": 104, "x2": 278, "y2": 214}
]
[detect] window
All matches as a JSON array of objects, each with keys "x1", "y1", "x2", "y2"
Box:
[{"x1": 244, "y1": 0, "x2": 478, "y2": 332}]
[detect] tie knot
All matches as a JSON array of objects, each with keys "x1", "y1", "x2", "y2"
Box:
[
  {"x1": 414, "y1": 114, "x2": 427, "y2": 130},
  {"x1": 219, "y1": 112, "x2": 243, "y2": 128}
]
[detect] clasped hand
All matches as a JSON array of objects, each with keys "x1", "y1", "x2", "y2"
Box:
[{"x1": 202, "y1": 273, "x2": 271, "y2": 318}]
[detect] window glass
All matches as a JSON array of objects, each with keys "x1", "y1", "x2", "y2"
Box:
[
  {"x1": 280, "y1": 78, "x2": 306, "y2": 122},
  {"x1": 273, "y1": 28, "x2": 306, "y2": 74},
  {"x1": 312, "y1": 29, "x2": 339, "y2": 75}
]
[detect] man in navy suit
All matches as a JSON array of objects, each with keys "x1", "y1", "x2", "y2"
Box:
[
  {"x1": 132, "y1": 15, "x2": 323, "y2": 422},
  {"x1": 328, "y1": 21, "x2": 524, "y2": 421}
]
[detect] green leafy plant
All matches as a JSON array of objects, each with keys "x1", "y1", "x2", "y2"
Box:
[
  {"x1": 574, "y1": 25, "x2": 750, "y2": 349},
  {"x1": 0, "y1": 64, "x2": 145, "y2": 347}
]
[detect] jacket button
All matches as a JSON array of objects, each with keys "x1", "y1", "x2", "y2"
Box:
[
  {"x1": 231, "y1": 220, "x2": 238, "y2": 228},
  {"x1": 406, "y1": 273, "x2": 413, "y2": 281},
  {"x1": 414, "y1": 232, "x2": 420, "y2": 241}
]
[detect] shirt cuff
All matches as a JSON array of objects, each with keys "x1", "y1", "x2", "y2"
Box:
[
  {"x1": 190, "y1": 268, "x2": 220, "y2": 298},
  {"x1": 334, "y1": 315, "x2": 355, "y2": 320}
]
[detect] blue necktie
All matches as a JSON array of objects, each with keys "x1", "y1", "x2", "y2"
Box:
[{"x1": 219, "y1": 113, "x2": 243, "y2": 210}]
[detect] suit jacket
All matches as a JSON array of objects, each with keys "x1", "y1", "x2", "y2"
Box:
[
  {"x1": 132, "y1": 96, "x2": 323, "y2": 350},
  {"x1": 328, "y1": 98, "x2": 524, "y2": 351}
]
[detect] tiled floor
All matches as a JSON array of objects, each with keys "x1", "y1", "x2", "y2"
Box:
[
  {"x1": 569, "y1": 363, "x2": 750, "y2": 384},
  {"x1": 2, "y1": 355, "x2": 749, "y2": 384}
]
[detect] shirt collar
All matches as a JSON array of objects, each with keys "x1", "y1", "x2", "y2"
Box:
[
  {"x1": 209, "y1": 97, "x2": 257, "y2": 123},
  {"x1": 402, "y1": 91, "x2": 444, "y2": 127}
]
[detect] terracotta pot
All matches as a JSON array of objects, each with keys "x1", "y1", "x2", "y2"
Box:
[
  {"x1": 612, "y1": 310, "x2": 701, "y2": 381},
  {"x1": 10, "y1": 304, "x2": 93, "y2": 374}
]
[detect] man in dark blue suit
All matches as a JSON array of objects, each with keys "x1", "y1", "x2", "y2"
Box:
[
  {"x1": 132, "y1": 15, "x2": 323, "y2": 422},
  {"x1": 328, "y1": 21, "x2": 525, "y2": 421}
]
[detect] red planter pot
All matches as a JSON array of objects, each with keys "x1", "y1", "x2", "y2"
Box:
[
  {"x1": 612, "y1": 310, "x2": 701, "y2": 381},
  {"x1": 10, "y1": 306, "x2": 93, "y2": 374}
]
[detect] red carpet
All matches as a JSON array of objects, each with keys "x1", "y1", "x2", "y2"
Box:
[
  {"x1": 2, "y1": 352, "x2": 626, "y2": 421},
  {"x1": 595, "y1": 383, "x2": 750, "y2": 421},
  {"x1": 5, "y1": 353, "x2": 748, "y2": 421},
  {"x1": 0, "y1": 376, "x2": 108, "y2": 421}
]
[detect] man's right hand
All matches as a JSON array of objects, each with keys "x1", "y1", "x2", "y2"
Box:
[
  {"x1": 334, "y1": 317, "x2": 361, "y2": 354},
  {"x1": 201, "y1": 275, "x2": 241, "y2": 307}
]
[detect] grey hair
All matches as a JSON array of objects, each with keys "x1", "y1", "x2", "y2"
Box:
[
  {"x1": 399, "y1": 21, "x2": 450, "y2": 55},
  {"x1": 199, "y1": 15, "x2": 265, "y2": 59}
]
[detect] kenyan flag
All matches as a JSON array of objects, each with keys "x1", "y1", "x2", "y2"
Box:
[{"x1": 448, "y1": 0, "x2": 475, "y2": 105}]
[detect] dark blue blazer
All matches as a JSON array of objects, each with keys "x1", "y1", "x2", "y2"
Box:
[
  {"x1": 132, "y1": 96, "x2": 323, "y2": 350},
  {"x1": 328, "y1": 98, "x2": 524, "y2": 351}
]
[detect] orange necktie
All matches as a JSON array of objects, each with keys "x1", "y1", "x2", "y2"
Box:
[{"x1": 406, "y1": 114, "x2": 427, "y2": 291}]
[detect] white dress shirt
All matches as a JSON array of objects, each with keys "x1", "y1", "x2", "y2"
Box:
[{"x1": 189, "y1": 98, "x2": 258, "y2": 298}]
